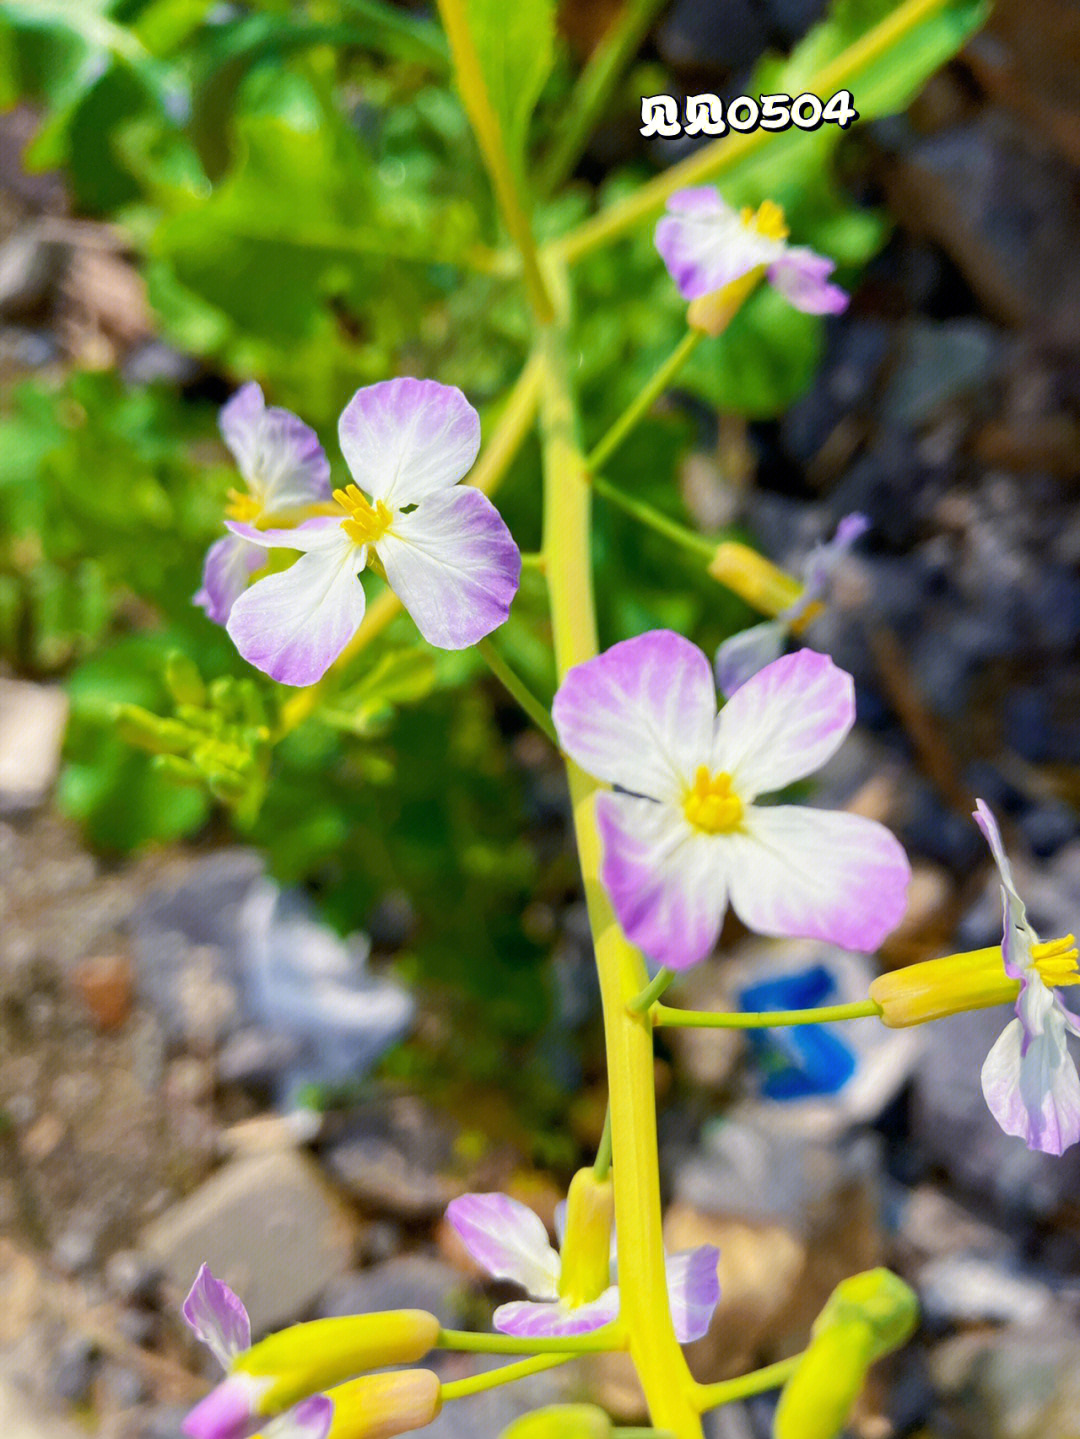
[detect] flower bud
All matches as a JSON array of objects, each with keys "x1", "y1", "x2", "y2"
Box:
[
  {"x1": 557, "y1": 1169, "x2": 614, "y2": 1308},
  {"x1": 687, "y1": 270, "x2": 762, "y2": 337},
  {"x1": 500, "y1": 1405, "x2": 612, "y2": 1439},
  {"x1": 237, "y1": 1312, "x2": 441, "y2": 1415},
  {"x1": 326, "y1": 1370, "x2": 442, "y2": 1439},
  {"x1": 707, "y1": 542, "x2": 807, "y2": 619},
  {"x1": 869, "y1": 946, "x2": 1019, "y2": 1027}
]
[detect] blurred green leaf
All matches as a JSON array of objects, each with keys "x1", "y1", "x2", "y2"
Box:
[{"x1": 460, "y1": 0, "x2": 555, "y2": 188}]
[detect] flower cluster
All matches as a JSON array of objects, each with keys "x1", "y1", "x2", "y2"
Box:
[{"x1": 199, "y1": 378, "x2": 521, "y2": 685}]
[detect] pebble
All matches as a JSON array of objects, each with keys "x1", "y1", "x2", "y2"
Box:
[
  {"x1": 317, "y1": 1254, "x2": 472, "y2": 1329},
  {"x1": 142, "y1": 1149, "x2": 358, "y2": 1334},
  {"x1": 0, "y1": 681, "x2": 69, "y2": 814},
  {"x1": 70, "y1": 954, "x2": 133, "y2": 1033}
]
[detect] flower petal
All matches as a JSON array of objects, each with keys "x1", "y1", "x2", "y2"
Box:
[
  {"x1": 553, "y1": 631, "x2": 716, "y2": 803},
  {"x1": 767, "y1": 249, "x2": 849, "y2": 315},
  {"x1": 225, "y1": 517, "x2": 347, "y2": 553},
  {"x1": 264, "y1": 1397, "x2": 334, "y2": 1439},
  {"x1": 982, "y1": 1010, "x2": 1080, "y2": 1155},
  {"x1": 220, "y1": 383, "x2": 330, "y2": 509},
  {"x1": 446, "y1": 1194, "x2": 561, "y2": 1299},
  {"x1": 715, "y1": 648, "x2": 854, "y2": 799},
  {"x1": 226, "y1": 540, "x2": 366, "y2": 686},
  {"x1": 182, "y1": 1264, "x2": 250, "y2": 1370},
  {"x1": 194, "y1": 534, "x2": 265, "y2": 626},
  {"x1": 182, "y1": 1374, "x2": 264, "y2": 1439},
  {"x1": 726, "y1": 806, "x2": 910, "y2": 951},
  {"x1": 655, "y1": 188, "x2": 780, "y2": 301},
  {"x1": 788, "y1": 512, "x2": 869, "y2": 621},
  {"x1": 596, "y1": 792, "x2": 727, "y2": 970},
  {"x1": 665, "y1": 1247, "x2": 720, "y2": 1343},
  {"x1": 494, "y1": 1288, "x2": 620, "y2": 1339},
  {"x1": 973, "y1": 798, "x2": 1037, "y2": 978},
  {"x1": 714, "y1": 620, "x2": 788, "y2": 698},
  {"x1": 376, "y1": 487, "x2": 520, "y2": 649},
  {"x1": 338, "y1": 378, "x2": 480, "y2": 509}
]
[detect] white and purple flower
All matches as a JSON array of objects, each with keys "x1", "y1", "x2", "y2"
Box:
[
  {"x1": 446, "y1": 1191, "x2": 719, "y2": 1342},
  {"x1": 225, "y1": 378, "x2": 521, "y2": 685},
  {"x1": 974, "y1": 800, "x2": 1080, "y2": 1155},
  {"x1": 195, "y1": 383, "x2": 332, "y2": 626},
  {"x1": 655, "y1": 190, "x2": 848, "y2": 315},
  {"x1": 181, "y1": 1265, "x2": 332, "y2": 1439},
  {"x1": 715, "y1": 513, "x2": 869, "y2": 698},
  {"x1": 552, "y1": 634, "x2": 910, "y2": 970}
]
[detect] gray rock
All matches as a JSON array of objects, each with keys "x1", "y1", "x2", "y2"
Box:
[
  {"x1": 49, "y1": 1337, "x2": 97, "y2": 1406},
  {"x1": 104, "y1": 1250, "x2": 161, "y2": 1305},
  {"x1": 881, "y1": 319, "x2": 1000, "y2": 430},
  {"x1": 931, "y1": 1324, "x2": 1080, "y2": 1439},
  {"x1": 318, "y1": 1254, "x2": 471, "y2": 1328},
  {"x1": 919, "y1": 1253, "x2": 1059, "y2": 1328},
  {"x1": 0, "y1": 680, "x2": 68, "y2": 814},
  {"x1": 0, "y1": 224, "x2": 67, "y2": 319},
  {"x1": 142, "y1": 1149, "x2": 358, "y2": 1335},
  {"x1": 322, "y1": 1096, "x2": 461, "y2": 1220}
]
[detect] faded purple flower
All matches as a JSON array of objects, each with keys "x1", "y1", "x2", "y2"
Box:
[
  {"x1": 655, "y1": 189, "x2": 848, "y2": 315},
  {"x1": 195, "y1": 383, "x2": 331, "y2": 625},
  {"x1": 553, "y1": 634, "x2": 910, "y2": 970},
  {"x1": 975, "y1": 801, "x2": 1080, "y2": 1155},
  {"x1": 226, "y1": 379, "x2": 521, "y2": 685},
  {"x1": 446, "y1": 1191, "x2": 719, "y2": 1342}
]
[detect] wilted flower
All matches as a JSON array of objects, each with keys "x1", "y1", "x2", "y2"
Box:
[
  {"x1": 973, "y1": 801, "x2": 1080, "y2": 1155},
  {"x1": 195, "y1": 383, "x2": 331, "y2": 625},
  {"x1": 552, "y1": 633, "x2": 910, "y2": 970},
  {"x1": 655, "y1": 190, "x2": 848, "y2": 319},
  {"x1": 226, "y1": 379, "x2": 521, "y2": 685},
  {"x1": 714, "y1": 514, "x2": 869, "y2": 697},
  {"x1": 181, "y1": 1265, "x2": 439, "y2": 1439},
  {"x1": 447, "y1": 1176, "x2": 719, "y2": 1341}
]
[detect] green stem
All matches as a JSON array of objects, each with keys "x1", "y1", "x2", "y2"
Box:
[
  {"x1": 587, "y1": 330, "x2": 704, "y2": 474},
  {"x1": 537, "y1": 0, "x2": 670, "y2": 195},
  {"x1": 553, "y1": 0, "x2": 957, "y2": 264},
  {"x1": 591, "y1": 475, "x2": 715, "y2": 559},
  {"x1": 520, "y1": 551, "x2": 547, "y2": 571},
  {"x1": 653, "y1": 999, "x2": 883, "y2": 1029},
  {"x1": 694, "y1": 1355, "x2": 802, "y2": 1412},
  {"x1": 440, "y1": 1353, "x2": 576, "y2": 1401},
  {"x1": 627, "y1": 967, "x2": 676, "y2": 1014},
  {"x1": 437, "y1": 1327, "x2": 621, "y2": 1356},
  {"x1": 476, "y1": 639, "x2": 558, "y2": 745},
  {"x1": 593, "y1": 1104, "x2": 613, "y2": 1180}
]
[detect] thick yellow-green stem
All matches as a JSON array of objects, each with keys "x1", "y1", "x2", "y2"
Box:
[{"x1": 539, "y1": 276, "x2": 703, "y2": 1439}]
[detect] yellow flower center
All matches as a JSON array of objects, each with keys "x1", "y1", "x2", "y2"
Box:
[
  {"x1": 334, "y1": 484, "x2": 393, "y2": 545},
  {"x1": 741, "y1": 199, "x2": 790, "y2": 242},
  {"x1": 225, "y1": 489, "x2": 262, "y2": 523},
  {"x1": 1034, "y1": 933, "x2": 1080, "y2": 986},
  {"x1": 683, "y1": 766, "x2": 743, "y2": 834}
]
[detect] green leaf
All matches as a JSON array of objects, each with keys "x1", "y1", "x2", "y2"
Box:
[{"x1": 461, "y1": 0, "x2": 555, "y2": 184}]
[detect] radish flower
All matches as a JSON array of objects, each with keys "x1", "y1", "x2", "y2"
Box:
[
  {"x1": 655, "y1": 190, "x2": 848, "y2": 315},
  {"x1": 552, "y1": 633, "x2": 910, "y2": 970},
  {"x1": 974, "y1": 801, "x2": 1080, "y2": 1155},
  {"x1": 195, "y1": 383, "x2": 331, "y2": 625},
  {"x1": 181, "y1": 1266, "x2": 331, "y2": 1439},
  {"x1": 447, "y1": 1185, "x2": 719, "y2": 1342},
  {"x1": 226, "y1": 379, "x2": 521, "y2": 685}
]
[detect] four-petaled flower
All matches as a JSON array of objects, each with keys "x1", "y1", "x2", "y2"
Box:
[
  {"x1": 715, "y1": 513, "x2": 869, "y2": 698},
  {"x1": 552, "y1": 633, "x2": 910, "y2": 970},
  {"x1": 447, "y1": 1191, "x2": 719, "y2": 1341},
  {"x1": 182, "y1": 1265, "x2": 332, "y2": 1439},
  {"x1": 974, "y1": 800, "x2": 1080, "y2": 1155},
  {"x1": 196, "y1": 383, "x2": 332, "y2": 626},
  {"x1": 225, "y1": 378, "x2": 521, "y2": 685},
  {"x1": 655, "y1": 189, "x2": 848, "y2": 315}
]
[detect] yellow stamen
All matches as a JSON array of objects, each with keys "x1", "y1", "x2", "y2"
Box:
[
  {"x1": 558, "y1": 1169, "x2": 615, "y2": 1309},
  {"x1": 682, "y1": 766, "x2": 743, "y2": 835},
  {"x1": 225, "y1": 489, "x2": 262, "y2": 523},
  {"x1": 1034, "y1": 933, "x2": 1080, "y2": 986},
  {"x1": 333, "y1": 484, "x2": 394, "y2": 545},
  {"x1": 741, "y1": 199, "x2": 790, "y2": 242}
]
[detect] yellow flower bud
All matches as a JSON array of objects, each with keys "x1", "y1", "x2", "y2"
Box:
[
  {"x1": 500, "y1": 1404, "x2": 613, "y2": 1439},
  {"x1": 326, "y1": 1370, "x2": 442, "y2": 1439},
  {"x1": 869, "y1": 947, "x2": 1018, "y2": 1027},
  {"x1": 236, "y1": 1311, "x2": 440, "y2": 1414},
  {"x1": 687, "y1": 271, "x2": 762, "y2": 338},
  {"x1": 707, "y1": 541, "x2": 817, "y2": 624},
  {"x1": 557, "y1": 1169, "x2": 614, "y2": 1308}
]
